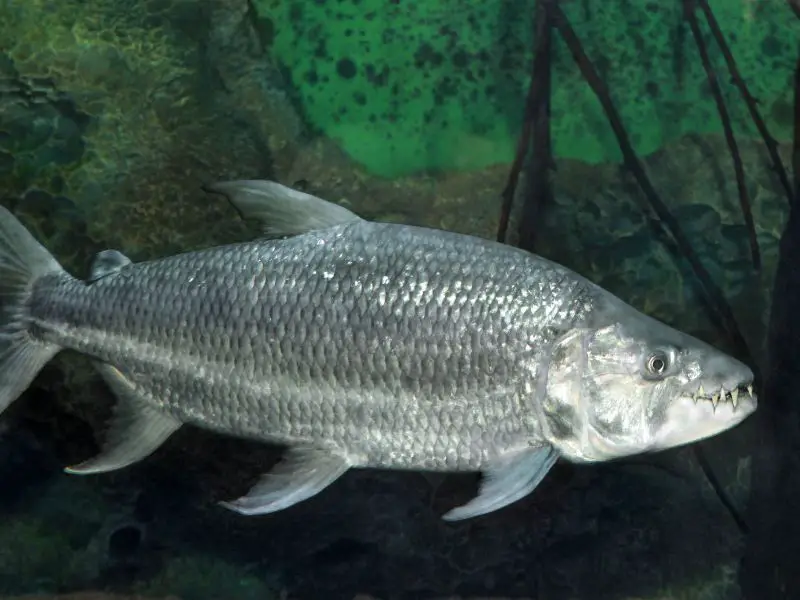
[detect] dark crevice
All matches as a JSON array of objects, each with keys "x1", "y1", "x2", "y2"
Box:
[{"x1": 740, "y1": 36, "x2": 800, "y2": 600}]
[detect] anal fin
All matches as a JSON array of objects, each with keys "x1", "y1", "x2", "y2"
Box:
[
  {"x1": 65, "y1": 363, "x2": 182, "y2": 475},
  {"x1": 442, "y1": 445, "x2": 558, "y2": 521},
  {"x1": 220, "y1": 447, "x2": 351, "y2": 516}
]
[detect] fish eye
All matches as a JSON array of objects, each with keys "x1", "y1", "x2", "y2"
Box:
[{"x1": 646, "y1": 351, "x2": 669, "y2": 375}]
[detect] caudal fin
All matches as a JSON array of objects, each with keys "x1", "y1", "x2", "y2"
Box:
[{"x1": 0, "y1": 205, "x2": 64, "y2": 414}]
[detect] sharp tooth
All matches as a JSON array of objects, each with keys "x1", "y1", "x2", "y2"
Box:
[
  {"x1": 747, "y1": 384, "x2": 754, "y2": 398},
  {"x1": 731, "y1": 388, "x2": 739, "y2": 409},
  {"x1": 698, "y1": 385, "x2": 705, "y2": 398},
  {"x1": 719, "y1": 386, "x2": 726, "y2": 401},
  {"x1": 711, "y1": 394, "x2": 719, "y2": 409}
]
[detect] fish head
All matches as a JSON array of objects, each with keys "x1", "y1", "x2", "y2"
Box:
[{"x1": 539, "y1": 306, "x2": 756, "y2": 463}]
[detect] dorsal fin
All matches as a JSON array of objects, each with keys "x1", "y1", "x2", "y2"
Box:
[
  {"x1": 203, "y1": 180, "x2": 362, "y2": 237},
  {"x1": 88, "y1": 249, "x2": 131, "y2": 283}
]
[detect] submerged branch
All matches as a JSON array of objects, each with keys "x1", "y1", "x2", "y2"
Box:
[
  {"x1": 550, "y1": 2, "x2": 751, "y2": 536},
  {"x1": 683, "y1": 0, "x2": 760, "y2": 270},
  {"x1": 497, "y1": 108, "x2": 532, "y2": 242},
  {"x1": 542, "y1": 2, "x2": 753, "y2": 534},
  {"x1": 497, "y1": 0, "x2": 554, "y2": 244},
  {"x1": 794, "y1": 48, "x2": 799, "y2": 204},
  {"x1": 697, "y1": 0, "x2": 794, "y2": 205},
  {"x1": 789, "y1": 0, "x2": 800, "y2": 20},
  {"x1": 549, "y1": 2, "x2": 752, "y2": 364},
  {"x1": 693, "y1": 442, "x2": 749, "y2": 533},
  {"x1": 497, "y1": 115, "x2": 531, "y2": 242},
  {"x1": 516, "y1": 0, "x2": 555, "y2": 252}
]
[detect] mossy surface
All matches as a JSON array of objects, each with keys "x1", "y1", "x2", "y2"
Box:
[
  {"x1": 0, "y1": 516, "x2": 78, "y2": 593},
  {"x1": 0, "y1": 0, "x2": 289, "y2": 260},
  {"x1": 257, "y1": 0, "x2": 798, "y2": 177},
  {"x1": 133, "y1": 555, "x2": 278, "y2": 600}
]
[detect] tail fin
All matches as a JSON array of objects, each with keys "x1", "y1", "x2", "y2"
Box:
[{"x1": 0, "y1": 206, "x2": 64, "y2": 414}]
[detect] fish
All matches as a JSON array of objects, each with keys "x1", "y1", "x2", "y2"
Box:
[{"x1": 0, "y1": 180, "x2": 757, "y2": 521}]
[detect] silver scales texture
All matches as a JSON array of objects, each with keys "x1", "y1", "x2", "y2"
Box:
[{"x1": 26, "y1": 221, "x2": 595, "y2": 471}]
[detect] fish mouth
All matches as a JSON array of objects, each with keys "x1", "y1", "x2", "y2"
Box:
[
  {"x1": 651, "y1": 380, "x2": 757, "y2": 452},
  {"x1": 688, "y1": 381, "x2": 756, "y2": 411}
]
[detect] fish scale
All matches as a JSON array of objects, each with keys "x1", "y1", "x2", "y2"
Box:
[
  {"x1": 0, "y1": 180, "x2": 756, "y2": 521},
  {"x1": 31, "y1": 226, "x2": 557, "y2": 468}
]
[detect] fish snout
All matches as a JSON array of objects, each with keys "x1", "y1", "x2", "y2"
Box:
[{"x1": 700, "y1": 352, "x2": 754, "y2": 395}]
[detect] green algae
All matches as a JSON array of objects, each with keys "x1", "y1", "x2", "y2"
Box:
[{"x1": 257, "y1": 0, "x2": 798, "y2": 177}]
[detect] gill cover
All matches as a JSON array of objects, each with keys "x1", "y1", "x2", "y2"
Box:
[{"x1": 541, "y1": 324, "x2": 667, "y2": 462}]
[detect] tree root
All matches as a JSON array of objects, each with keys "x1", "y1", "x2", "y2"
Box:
[{"x1": 684, "y1": 0, "x2": 760, "y2": 270}]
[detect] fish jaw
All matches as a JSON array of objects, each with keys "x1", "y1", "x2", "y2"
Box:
[
  {"x1": 649, "y1": 382, "x2": 757, "y2": 451},
  {"x1": 538, "y1": 296, "x2": 760, "y2": 463}
]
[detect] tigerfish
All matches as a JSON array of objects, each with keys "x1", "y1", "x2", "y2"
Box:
[{"x1": 0, "y1": 180, "x2": 756, "y2": 521}]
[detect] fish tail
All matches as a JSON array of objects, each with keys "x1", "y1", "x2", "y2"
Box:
[{"x1": 0, "y1": 205, "x2": 64, "y2": 415}]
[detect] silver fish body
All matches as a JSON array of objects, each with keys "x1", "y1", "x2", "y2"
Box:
[
  {"x1": 0, "y1": 180, "x2": 757, "y2": 521},
  {"x1": 31, "y1": 222, "x2": 589, "y2": 470}
]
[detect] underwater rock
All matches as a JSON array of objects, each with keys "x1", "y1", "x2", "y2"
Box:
[
  {"x1": 8, "y1": 594, "x2": 179, "y2": 600},
  {"x1": 353, "y1": 597, "x2": 535, "y2": 600},
  {"x1": 0, "y1": 0, "x2": 303, "y2": 261}
]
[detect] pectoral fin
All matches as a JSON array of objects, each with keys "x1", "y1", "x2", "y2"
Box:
[
  {"x1": 220, "y1": 447, "x2": 351, "y2": 516},
  {"x1": 442, "y1": 445, "x2": 558, "y2": 521},
  {"x1": 65, "y1": 363, "x2": 182, "y2": 475}
]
